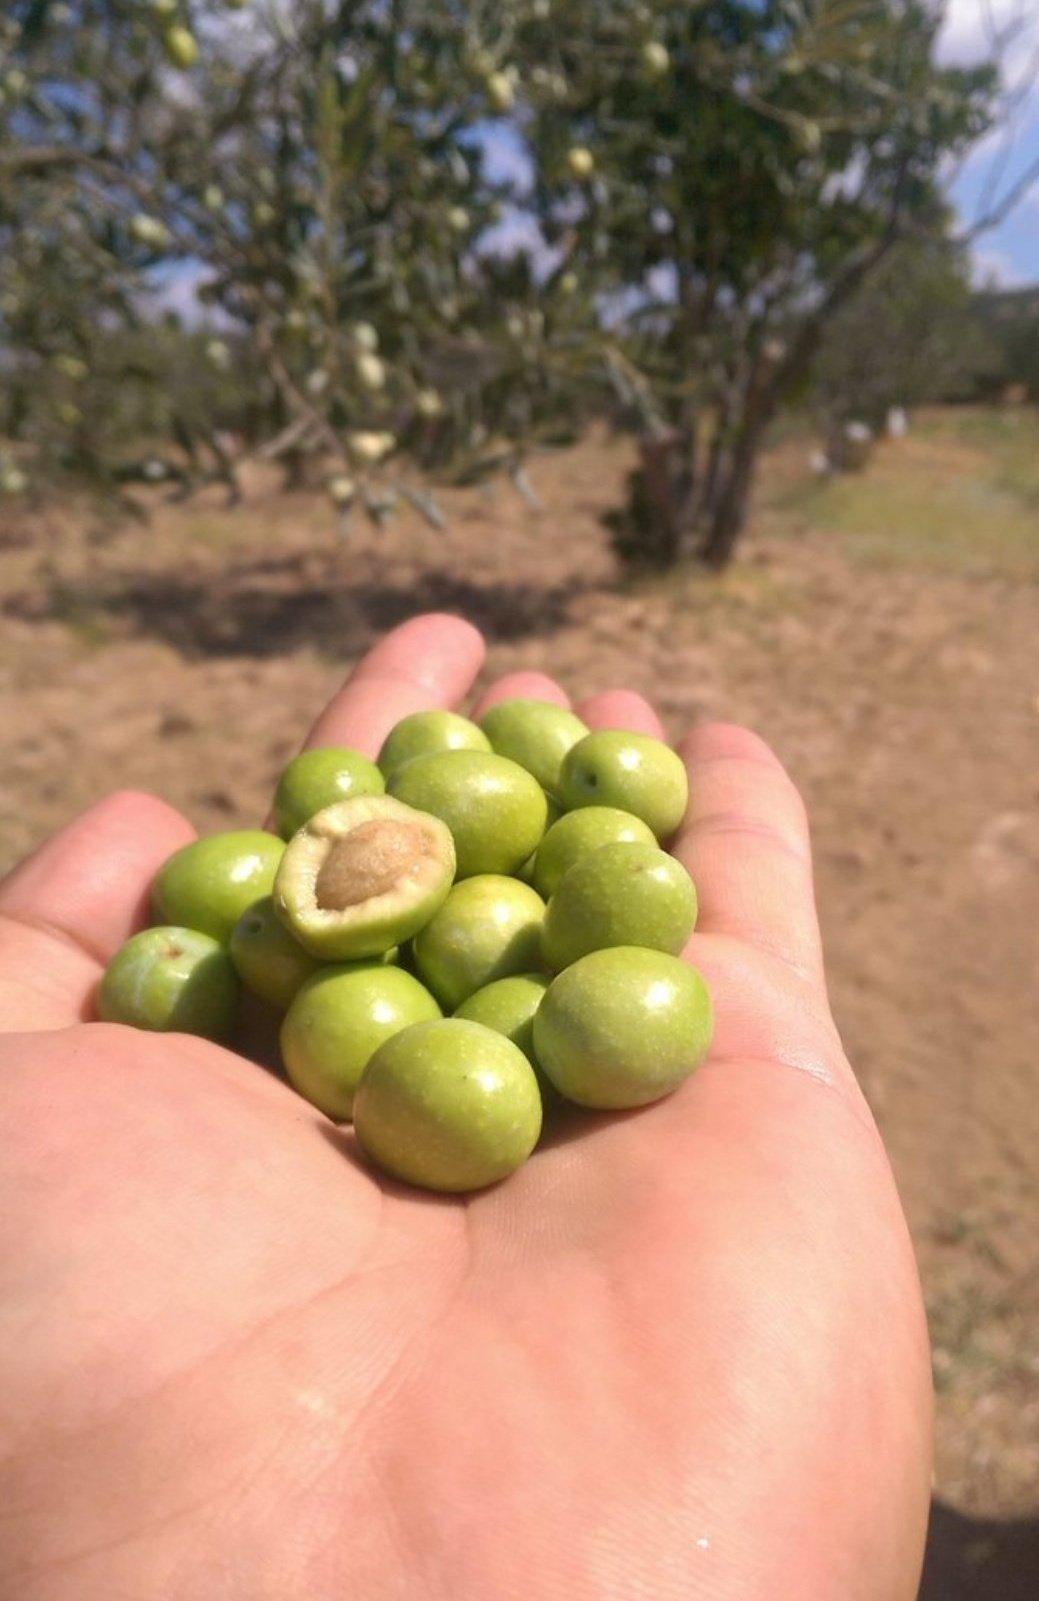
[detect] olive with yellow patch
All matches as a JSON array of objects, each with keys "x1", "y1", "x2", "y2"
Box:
[{"x1": 273, "y1": 795, "x2": 455, "y2": 960}]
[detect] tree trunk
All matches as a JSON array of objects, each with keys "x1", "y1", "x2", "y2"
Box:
[{"x1": 699, "y1": 407, "x2": 773, "y2": 568}]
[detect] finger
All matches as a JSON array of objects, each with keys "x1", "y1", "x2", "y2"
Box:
[
  {"x1": 470, "y1": 670, "x2": 571, "y2": 718},
  {"x1": 0, "y1": 791, "x2": 196, "y2": 1031},
  {"x1": 674, "y1": 723, "x2": 825, "y2": 989},
  {"x1": 303, "y1": 613, "x2": 485, "y2": 757},
  {"x1": 576, "y1": 688, "x2": 665, "y2": 737}
]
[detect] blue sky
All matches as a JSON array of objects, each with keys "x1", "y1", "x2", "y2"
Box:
[{"x1": 938, "y1": 0, "x2": 1039, "y2": 285}]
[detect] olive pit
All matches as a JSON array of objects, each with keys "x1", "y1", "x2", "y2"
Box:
[{"x1": 314, "y1": 818, "x2": 431, "y2": 910}]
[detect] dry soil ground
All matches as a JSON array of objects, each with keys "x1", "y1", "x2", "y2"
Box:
[{"x1": 1, "y1": 410, "x2": 1037, "y2": 1598}]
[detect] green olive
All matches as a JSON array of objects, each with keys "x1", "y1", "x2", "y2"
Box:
[
  {"x1": 533, "y1": 946, "x2": 712, "y2": 1109},
  {"x1": 560, "y1": 731, "x2": 688, "y2": 840},
  {"x1": 353, "y1": 1018, "x2": 542, "y2": 1191},
  {"x1": 153, "y1": 831, "x2": 285, "y2": 944},
  {"x1": 378, "y1": 710, "x2": 490, "y2": 780},
  {"x1": 478, "y1": 699, "x2": 588, "y2": 799},
  {"x1": 98, "y1": 926, "x2": 239, "y2": 1040},
  {"x1": 532, "y1": 805, "x2": 655, "y2": 898},
  {"x1": 541, "y1": 841, "x2": 698, "y2": 970},
  {"x1": 454, "y1": 972, "x2": 550, "y2": 1066},
  {"x1": 281, "y1": 962, "x2": 442, "y2": 1121},
  {"x1": 388, "y1": 750, "x2": 548, "y2": 877},
  {"x1": 229, "y1": 895, "x2": 321, "y2": 1011},
  {"x1": 273, "y1": 747, "x2": 384, "y2": 839},
  {"x1": 412, "y1": 874, "x2": 546, "y2": 1009}
]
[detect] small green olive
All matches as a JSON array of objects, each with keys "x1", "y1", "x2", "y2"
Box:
[
  {"x1": 478, "y1": 699, "x2": 588, "y2": 800},
  {"x1": 378, "y1": 710, "x2": 490, "y2": 780},
  {"x1": 388, "y1": 750, "x2": 548, "y2": 877},
  {"x1": 353, "y1": 1018, "x2": 543, "y2": 1192},
  {"x1": 273, "y1": 795, "x2": 455, "y2": 960},
  {"x1": 454, "y1": 972, "x2": 550, "y2": 1066},
  {"x1": 281, "y1": 962, "x2": 441, "y2": 1121},
  {"x1": 412, "y1": 874, "x2": 546, "y2": 1009},
  {"x1": 533, "y1": 946, "x2": 712, "y2": 1109},
  {"x1": 560, "y1": 731, "x2": 689, "y2": 840},
  {"x1": 532, "y1": 805, "x2": 655, "y2": 899},
  {"x1": 229, "y1": 896, "x2": 320, "y2": 1011},
  {"x1": 273, "y1": 747, "x2": 384, "y2": 839},
  {"x1": 153, "y1": 831, "x2": 285, "y2": 944},
  {"x1": 98, "y1": 926, "x2": 239, "y2": 1040},
  {"x1": 541, "y1": 841, "x2": 697, "y2": 970}
]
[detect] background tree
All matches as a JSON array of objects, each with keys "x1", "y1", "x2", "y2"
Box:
[
  {"x1": 517, "y1": 0, "x2": 997, "y2": 565},
  {"x1": 809, "y1": 232, "x2": 996, "y2": 433},
  {"x1": 0, "y1": 0, "x2": 1017, "y2": 564}
]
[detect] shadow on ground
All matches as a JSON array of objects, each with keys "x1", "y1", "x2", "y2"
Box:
[
  {"x1": 922, "y1": 1503, "x2": 1039, "y2": 1599},
  {"x1": 3, "y1": 555, "x2": 596, "y2": 657}
]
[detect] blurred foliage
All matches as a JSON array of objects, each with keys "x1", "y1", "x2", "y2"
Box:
[
  {"x1": 966, "y1": 286, "x2": 1039, "y2": 403},
  {"x1": 0, "y1": 1, "x2": 1006, "y2": 561},
  {"x1": 810, "y1": 234, "x2": 997, "y2": 430}
]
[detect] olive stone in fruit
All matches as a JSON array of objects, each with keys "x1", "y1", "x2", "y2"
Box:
[
  {"x1": 98, "y1": 926, "x2": 238, "y2": 1040},
  {"x1": 353, "y1": 1018, "x2": 542, "y2": 1192},
  {"x1": 454, "y1": 972, "x2": 550, "y2": 1066},
  {"x1": 281, "y1": 963, "x2": 441, "y2": 1121},
  {"x1": 533, "y1": 946, "x2": 712, "y2": 1109},
  {"x1": 532, "y1": 805, "x2": 655, "y2": 899},
  {"x1": 412, "y1": 875, "x2": 546, "y2": 1010},
  {"x1": 273, "y1": 795, "x2": 454, "y2": 960},
  {"x1": 388, "y1": 750, "x2": 548, "y2": 878},
  {"x1": 274, "y1": 747, "x2": 384, "y2": 839},
  {"x1": 541, "y1": 841, "x2": 697, "y2": 971},
  {"x1": 229, "y1": 896, "x2": 320, "y2": 1011},
  {"x1": 153, "y1": 830, "x2": 285, "y2": 944},
  {"x1": 378, "y1": 709, "x2": 490, "y2": 780},
  {"x1": 478, "y1": 699, "x2": 588, "y2": 800},
  {"x1": 560, "y1": 731, "x2": 688, "y2": 840}
]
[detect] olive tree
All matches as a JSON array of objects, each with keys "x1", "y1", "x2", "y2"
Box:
[
  {"x1": 0, "y1": 1, "x2": 563, "y2": 513},
  {"x1": 514, "y1": 0, "x2": 997, "y2": 564}
]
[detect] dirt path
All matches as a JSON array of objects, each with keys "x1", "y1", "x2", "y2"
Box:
[{"x1": 1, "y1": 429, "x2": 1037, "y2": 1581}]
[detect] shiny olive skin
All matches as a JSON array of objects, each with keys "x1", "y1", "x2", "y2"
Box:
[
  {"x1": 388, "y1": 750, "x2": 548, "y2": 878},
  {"x1": 559, "y1": 732, "x2": 689, "y2": 841},
  {"x1": 281, "y1": 962, "x2": 441, "y2": 1121},
  {"x1": 533, "y1": 946, "x2": 712, "y2": 1109},
  {"x1": 152, "y1": 831, "x2": 285, "y2": 944},
  {"x1": 273, "y1": 747, "x2": 384, "y2": 839},
  {"x1": 98, "y1": 926, "x2": 239, "y2": 1040},
  {"x1": 353, "y1": 1018, "x2": 542, "y2": 1192}
]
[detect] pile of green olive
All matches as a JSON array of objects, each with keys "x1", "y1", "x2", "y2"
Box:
[{"x1": 98, "y1": 700, "x2": 712, "y2": 1192}]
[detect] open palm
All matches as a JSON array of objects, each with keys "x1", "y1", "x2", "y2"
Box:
[{"x1": 0, "y1": 615, "x2": 931, "y2": 1601}]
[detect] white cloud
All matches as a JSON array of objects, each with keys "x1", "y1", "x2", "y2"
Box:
[
  {"x1": 936, "y1": 0, "x2": 1039, "y2": 73},
  {"x1": 970, "y1": 243, "x2": 1032, "y2": 286}
]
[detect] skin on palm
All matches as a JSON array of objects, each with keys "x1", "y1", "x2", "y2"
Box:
[{"x1": 0, "y1": 615, "x2": 932, "y2": 1601}]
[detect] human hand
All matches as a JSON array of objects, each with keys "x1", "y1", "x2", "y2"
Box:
[{"x1": 0, "y1": 613, "x2": 931, "y2": 1601}]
